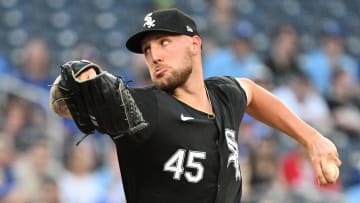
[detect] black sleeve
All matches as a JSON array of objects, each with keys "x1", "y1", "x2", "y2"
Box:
[
  {"x1": 223, "y1": 76, "x2": 248, "y2": 106},
  {"x1": 206, "y1": 76, "x2": 248, "y2": 108}
]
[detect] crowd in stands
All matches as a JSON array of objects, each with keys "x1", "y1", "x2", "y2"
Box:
[{"x1": 0, "y1": 0, "x2": 360, "y2": 202}]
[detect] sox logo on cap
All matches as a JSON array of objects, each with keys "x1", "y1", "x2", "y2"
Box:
[{"x1": 143, "y1": 13, "x2": 155, "y2": 28}]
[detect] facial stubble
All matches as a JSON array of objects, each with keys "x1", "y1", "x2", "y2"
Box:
[{"x1": 153, "y1": 48, "x2": 193, "y2": 93}]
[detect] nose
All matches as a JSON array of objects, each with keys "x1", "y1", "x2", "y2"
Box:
[{"x1": 149, "y1": 44, "x2": 164, "y2": 64}]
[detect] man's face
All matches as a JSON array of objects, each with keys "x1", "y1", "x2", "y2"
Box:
[
  {"x1": 323, "y1": 36, "x2": 343, "y2": 56},
  {"x1": 141, "y1": 33, "x2": 193, "y2": 92}
]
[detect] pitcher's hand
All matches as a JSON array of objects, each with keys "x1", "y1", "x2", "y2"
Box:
[
  {"x1": 77, "y1": 68, "x2": 97, "y2": 80},
  {"x1": 307, "y1": 134, "x2": 341, "y2": 185}
]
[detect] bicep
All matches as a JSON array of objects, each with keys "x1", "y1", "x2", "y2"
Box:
[
  {"x1": 235, "y1": 77, "x2": 310, "y2": 144},
  {"x1": 235, "y1": 77, "x2": 283, "y2": 116}
]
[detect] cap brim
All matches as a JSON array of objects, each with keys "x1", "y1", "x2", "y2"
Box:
[{"x1": 125, "y1": 29, "x2": 186, "y2": 54}]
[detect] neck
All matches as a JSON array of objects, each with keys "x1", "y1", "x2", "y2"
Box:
[
  {"x1": 172, "y1": 80, "x2": 214, "y2": 118},
  {"x1": 171, "y1": 55, "x2": 214, "y2": 117}
]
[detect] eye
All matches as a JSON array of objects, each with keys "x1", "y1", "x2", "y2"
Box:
[
  {"x1": 143, "y1": 46, "x2": 150, "y2": 55},
  {"x1": 160, "y1": 39, "x2": 169, "y2": 46}
]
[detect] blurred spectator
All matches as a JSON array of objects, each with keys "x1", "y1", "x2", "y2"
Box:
[
  {"x1": 238, "y1": 114, "x2": 275, "y2": 154},
  {"x1": 344, "y1": 153, "x2": 360, "y2": 203},
  {"x1": 13, "y1": 137, "x2": 63, "y2": 202},
  {"x1": 0, "y1": 53, "x2": 15, "y2": 75},
  {"x1": 72, "y1": 42, "x2": 134, "y2": 83},
  {"x1": 346, "y1": 173, "x2": 360, "y2": 203},
  {"x1": 0, "y1": 186, "x2": 28, "y2": 203},
  {"x1": 59, "y1": 138, "x2": 104, "y2": 203},
  {"x1": 205, "y1": 0, "x2": 236, "y2": 45},
  {"x1": 1, "y1": 95, "x2": 49, "y2": 152},
  {"x1": 72, "y1": 42, "x2": 107, "y2": 69},
  {"x1": 326, "y1": 69, "x2": 360, "y2": 136},
  {"x1": 204, "y1": 20, "x2": 266, "y2": 79},
  {"x1": 1, "y1": 95, "x2": 29, "y2": 140},
  {"x1": 128, "y1": 54, "x2": 152, "y2": 87},
  {"x1": 326, "y1": 69, "x2": 360, "y2": 196},
  {"x1": 247, "y1": 136, "x2": 279, "y2": 201},
  {"x1": 300, "y1": 20, "x2": 358, "y2": 95},
  {"x1": 97, "y1": 141, "x2": 127, "y2": 203},
  {"x1": 18, "y1": 38, "x2": 53, "y2": 90},
  {"x1": 272, "y1": 74, "x2": 333, "y2": 134},
  {"x1": 264, "y1": 24, "x2": 303, "y2": 86},
  {"x1": 0, "y1": 137, "x2": 17, "y2": 199},
  {"x1": 251, "y1": 64, "x2": 274, "y2": 90},
  {"x1": 35, "y1": 177, "x2": 61, "y2": 203}
]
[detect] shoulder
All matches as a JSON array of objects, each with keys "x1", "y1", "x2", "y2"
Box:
[
  {"x1": 206, "y1": 76, "x2": 249, "y2": 91},
  {"x1": 206, "y1": 76, "x2": 249, "y2": 104},
  {"x1": 205, "y1": 76, "x2": 240, "y2": 91}
]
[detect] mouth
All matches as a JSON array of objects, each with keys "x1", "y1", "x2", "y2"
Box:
[{"x1": 154, "y1": 66, "x2": 168, "y2": 77}]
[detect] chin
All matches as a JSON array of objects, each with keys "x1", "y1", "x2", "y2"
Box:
[
  {"x1": 155, "y1": 80, "x2": 177, "y2": 93},
  {"x1": 156, "y1": 83, "x2": 173, "y2": 92}
]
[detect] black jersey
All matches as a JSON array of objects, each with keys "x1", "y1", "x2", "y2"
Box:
[{"x1": 114, "y1": 76, "x2": 247, "y2": 203}]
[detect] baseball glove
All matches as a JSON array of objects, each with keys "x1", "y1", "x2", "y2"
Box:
[{"x1": 50, "y1": 59, "x2": 148, "y2": 141}]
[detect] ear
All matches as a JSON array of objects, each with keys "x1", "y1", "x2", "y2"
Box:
[{"x1": 191, "y1": 36, "x2": 202, "y2": 55}]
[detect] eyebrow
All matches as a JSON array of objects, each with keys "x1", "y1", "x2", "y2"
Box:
[{"x1": 141, "y1": 33, "x2": 178, "y2": 51}]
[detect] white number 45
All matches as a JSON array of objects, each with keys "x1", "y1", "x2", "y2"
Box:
[{"x1": 163, "y1": 149, "x2": 206, "y2": 183}]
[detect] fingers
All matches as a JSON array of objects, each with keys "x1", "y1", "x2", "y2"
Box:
[
  {"x1": 308, "y1": 135, "x2": 343, "y2": 185},
  {"x1": 310, "y1": 146, "x2": 341, "y2": 185},
  {"x1": 313, "y1": 158, "x2": 328, "y2": 185},
  {"x1": 314, "y1": 151, "x2": 341, "y2": 185},
  {"x1": 334, "y1": 155, "x2": 342, "y2": 167},
  {"x1": 323, "y1": 157, "x2": 341, "y2": 184},
  {"x1": 328, "y1": 149, "x2": 342, "y2": 167},
  {"x1": 50, "y1": 76, "x2": 73, "y2": 119},
  {"x1": 58, "y1": 100, "x2": 72, "y2": 119},
  {"x1": 77, "y1": 68, "x2": 97, "y2": 80}
]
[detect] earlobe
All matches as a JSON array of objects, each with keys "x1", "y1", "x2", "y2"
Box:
[
  {"x1": 192, "y1": 43, "x2": 196, "y2": 55},
  {"x1": 192, "y1": 36, "x2": 201, "y2": 55}
]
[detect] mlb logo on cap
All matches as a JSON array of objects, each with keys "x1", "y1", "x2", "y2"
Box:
[{"x1": 126, "y1": 8, "x2": 199, "y2": 53}]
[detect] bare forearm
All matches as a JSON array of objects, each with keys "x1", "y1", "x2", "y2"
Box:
[{"x1": 238, "y1": 78, "x2": 341, "y2": 185}]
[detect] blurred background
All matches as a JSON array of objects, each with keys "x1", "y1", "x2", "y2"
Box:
[{"x1": 0, "y1": 0, "x2": 360, "y2": 202}]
